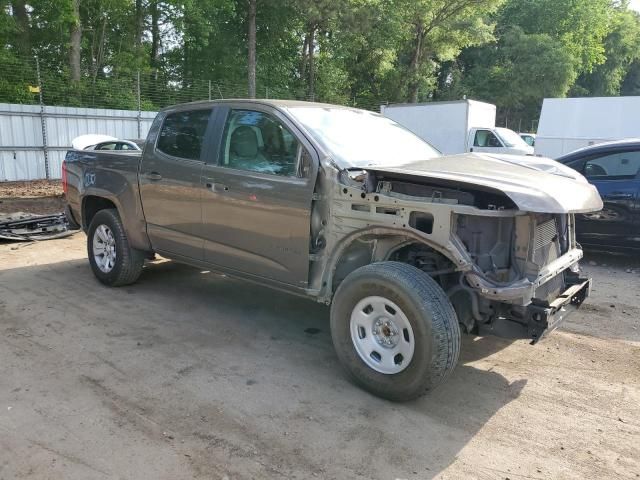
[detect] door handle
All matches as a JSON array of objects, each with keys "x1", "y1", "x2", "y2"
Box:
[
  {"x1": 145, "y1": 172, "x2": 162, "y2": 181},
  {"x1": 205, "y1": 179, "x2": 229, "y2": 192}
]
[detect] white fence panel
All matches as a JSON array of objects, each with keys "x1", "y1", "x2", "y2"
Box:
[
  {"x1": 0, "y1": 103, "x2": 158, "y2": 181},
  {"x1": 0, "y1": 150, "x2": 46, "y2": 181},
  {"x1": 0, "y1": 104, "x2": 43, "y2": 148}
]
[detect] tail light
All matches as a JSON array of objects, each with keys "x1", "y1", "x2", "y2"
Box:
[{"x1": 61, "y1": 161, "x2": 68, "y2": 195}]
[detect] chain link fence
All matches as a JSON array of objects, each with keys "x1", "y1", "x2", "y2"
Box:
[
  {"x1": 0, "y1": 54, "x2": 384, "y2": 113},
  {"x1": 0, "y1": 54, "x2": 386, "y2": 181}
]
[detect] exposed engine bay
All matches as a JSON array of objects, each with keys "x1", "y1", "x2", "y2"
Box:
[{"x1": 314, "y1": 168, "x2": 592, "y2": 342}]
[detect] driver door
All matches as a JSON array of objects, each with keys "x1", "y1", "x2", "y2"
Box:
[{"x1": 200, "y1": 105, "x2": 318, "y2": 287}]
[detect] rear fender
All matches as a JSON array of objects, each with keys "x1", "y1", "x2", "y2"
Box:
[{"x1": 81, "y1": 187, "x2": 151, "y2": 252}]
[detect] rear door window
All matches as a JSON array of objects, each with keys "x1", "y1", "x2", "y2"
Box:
[
  {"x1": 157, "y1": 109, "x2": 211, "y2": 160},
  {"x1": 584, "y1": 151, "x2": 640, "y2": 180}
]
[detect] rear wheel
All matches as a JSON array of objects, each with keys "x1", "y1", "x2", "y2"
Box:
[
  {"x1": 330, "y1": 262, "x2": 460, "y2": 401},
  {"x1": 87, "y1": 209, "x2": 145, "y2": 286}
]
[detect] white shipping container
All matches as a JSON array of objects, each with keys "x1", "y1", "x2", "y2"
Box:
[{"x1": 535, "y1": 96, "x2": 640, "y2": 158}]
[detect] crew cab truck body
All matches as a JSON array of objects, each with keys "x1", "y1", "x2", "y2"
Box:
[{"x1": 64, "y1": 100, "x2": 602, "y2": 401}]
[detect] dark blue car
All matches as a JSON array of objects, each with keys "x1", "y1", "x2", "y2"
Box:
[{"x1": 557, "y1": 140, "x2": 640, "y2": 252}]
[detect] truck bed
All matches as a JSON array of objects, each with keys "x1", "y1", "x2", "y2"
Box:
[{"x1": 63, "y1": 148, "x2": 150, "y2": 251}]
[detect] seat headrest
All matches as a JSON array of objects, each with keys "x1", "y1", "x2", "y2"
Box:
[{"x1": 231, "y1": 126, "x2": 258, "y2": 158}]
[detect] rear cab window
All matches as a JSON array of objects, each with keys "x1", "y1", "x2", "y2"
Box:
[
  {"x1": 96, "y1": 143, "x2": 117, "y2": 150},
  {"x1": 156, "y1": 109, "x2": 212, "y2": 160}
]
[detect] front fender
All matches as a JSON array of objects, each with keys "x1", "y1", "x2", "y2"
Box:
[{"x1": 315, "y1": 225, "x2": 473, "y2": 302}]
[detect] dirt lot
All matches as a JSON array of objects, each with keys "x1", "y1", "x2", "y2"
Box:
[
  {"x1": 0, "y1": 180, "x2": 65, "y2": 215},
  {"x1": 0, "y1": 233, "x2": 639, "y2": 480}
]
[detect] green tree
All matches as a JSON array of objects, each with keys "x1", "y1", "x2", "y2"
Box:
[
  {"x1": 396, "y1": 0, "x2": 503, "y2": 102},
  {"x1": 459, "y1": 27, "x2": 575, "y2": 126},
  {"x1": 498, "y1": 0, "x2": 611, "y2": 75},
  {"x1": 0, "y1": 0, "x2": 635, "y2": 117},
  {"x1": 574, "y1": 8, "x2": 640, "y2": 96}
]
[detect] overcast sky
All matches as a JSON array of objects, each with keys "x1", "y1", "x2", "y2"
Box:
[{"x1": 631, "y1": 0, "x2": 640, "y2": 11}]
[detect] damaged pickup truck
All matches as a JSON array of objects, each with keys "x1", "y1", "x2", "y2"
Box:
[{"x1": 63, "y1": 100, "x2": 602, "y2": 400}]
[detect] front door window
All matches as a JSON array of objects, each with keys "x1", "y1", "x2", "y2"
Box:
[
  {"x1": 220, "y1": 110, "x2": 300, "y2": 177},
  {"x1": 474, "y1": 130, "x2": 503, "y2": 148}
]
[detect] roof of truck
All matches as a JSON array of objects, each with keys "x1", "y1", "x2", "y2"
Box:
[{"x1": 161, "y1": 99, "x2": 359, "y2": 112}]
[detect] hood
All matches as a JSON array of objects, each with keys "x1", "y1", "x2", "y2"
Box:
[{"x1": 367, "y1": 153, "x2": 603, "y2": 214}]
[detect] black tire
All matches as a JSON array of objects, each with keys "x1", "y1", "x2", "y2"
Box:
[
  {"x1": 87, "y1": 208, "x2": 145, "y2": 287},
  {"x1": 330, "y1": 261, "x2": 460, "y2": 401}
]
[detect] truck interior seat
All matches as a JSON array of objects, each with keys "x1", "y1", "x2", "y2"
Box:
[{"x1": 230, "y1": 125, "x2": 259, "y2": 158}]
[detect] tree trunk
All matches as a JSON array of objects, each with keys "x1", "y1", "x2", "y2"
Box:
[
  {"x1": 69, "y1": 0, "x2": 82, "y2": 82},
  {"x1": 11, "y1": 0, "x2": 31, "y2": 55},
  {"x1": 93, "y1": 15, "x2": 107, "y2": 82},
  {"x1": 407, "y1": 24, "x2": 424, "y2": 103},
  {"x1": 135, "y1": 0, "x2": 143, "y2": 49},
  {"x1": 307, "y1": 26, "x2": 315, "y2": 101},
  {"x1": 247, "y1": 0, "x2": 257, "y2": 98},
  {"x1": 299, "y1": 33, "x2": 309, "y2": 82},
  {"x1": 150, "y1": 0, "x2": 160, "y2": 80}
]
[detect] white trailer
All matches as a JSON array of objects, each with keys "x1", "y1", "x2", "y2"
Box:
[
  {"x1": 380, "y1": 99, "x2": 533, "y2": 156},
  {"x1": 535, "y1": 96, "x2": 640, "y2": 158}
]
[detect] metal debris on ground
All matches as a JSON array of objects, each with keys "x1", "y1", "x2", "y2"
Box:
[{"x1": 0, "y1": 212, "x2": 76, "y2": 241}]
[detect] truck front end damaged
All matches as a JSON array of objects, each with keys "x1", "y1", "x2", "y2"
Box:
[
  {"x1": 315, "y1": 166, "x2": 599, "y2": 342},
  {"x1": 455, "y1": 212, "x2": 591, "y2": 341}
]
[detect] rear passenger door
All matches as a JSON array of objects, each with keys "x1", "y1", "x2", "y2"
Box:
[
  {"x1": 200, "y1": 105, "x2": 318, "y2": 287},
  {"x1": 139, "y1": 107, "x2": 213, "y2": 260}
]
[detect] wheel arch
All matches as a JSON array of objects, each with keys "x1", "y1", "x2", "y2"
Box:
[
  {"x1": 82, "y1": 194, "x2": 119, "y2": 231},
  {"x1": 319, "y1": 226, "x2": 468, "y2": 301},
  {"x1": 80, "y1": 189, "x2": 152, "y2": 252}
]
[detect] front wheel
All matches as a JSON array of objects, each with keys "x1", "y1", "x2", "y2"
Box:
[
  {"x1": 330, "y1": 262, "x2": 460, "y2": 401},
  {"x1": 87, "y1": 208, "x2": 145, "y2": 287}
]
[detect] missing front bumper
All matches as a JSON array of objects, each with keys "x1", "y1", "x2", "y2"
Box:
[
  {"x1": 527, "y1": 278, "x2": 591, "y2": 343},
  {"x1": 477, "y1": 277, "x2": 592, "y2": 343}
]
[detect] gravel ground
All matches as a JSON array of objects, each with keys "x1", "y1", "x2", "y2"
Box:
[{"x1": 0, "y1": 234, "x2": 638, "y2": 480}]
